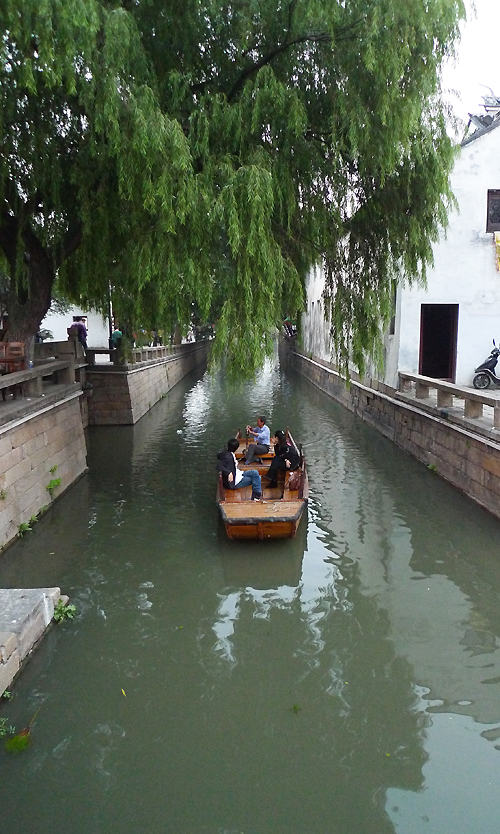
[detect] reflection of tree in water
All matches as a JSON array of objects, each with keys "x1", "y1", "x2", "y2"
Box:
[{"x1": 203, "y1": 545, "x2": 427, "y2": 834}]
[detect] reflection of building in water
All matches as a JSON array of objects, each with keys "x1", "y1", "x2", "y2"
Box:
[{"x1": 305, "y1": 385, "x2": 500, "y2": 733}]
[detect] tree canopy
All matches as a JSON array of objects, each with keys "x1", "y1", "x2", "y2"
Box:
[{"x1": 0, "y1": 0, "x2": 465, "y2": 372}]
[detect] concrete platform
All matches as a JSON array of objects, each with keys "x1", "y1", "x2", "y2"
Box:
[{"x1": 0, "y1": 587, "x2": 66, "y2": 695}]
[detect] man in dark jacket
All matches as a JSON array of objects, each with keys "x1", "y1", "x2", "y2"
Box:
[
  {"x1": 217, "y1": 438, "x2": 262, "y2": 500},
  {"x1": 264, "y1": 430, "x2": 300, "y2": 488}
]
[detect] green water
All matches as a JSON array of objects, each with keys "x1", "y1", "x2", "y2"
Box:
[{"x1": 1, "y1": 358, "x2": 500, "y2": 833}]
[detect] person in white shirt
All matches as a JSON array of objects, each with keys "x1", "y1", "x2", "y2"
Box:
[{"x1": 216, "y1": 439, "x2": 262, "y2": 500}]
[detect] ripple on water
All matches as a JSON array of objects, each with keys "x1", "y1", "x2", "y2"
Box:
[{"x1": 136, "y1": 593, "x2": 153, "y2": 609}]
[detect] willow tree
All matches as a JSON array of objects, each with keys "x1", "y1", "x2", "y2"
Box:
[{"x1": 0, "y1": 0, "x2": 465, "y2": 372}]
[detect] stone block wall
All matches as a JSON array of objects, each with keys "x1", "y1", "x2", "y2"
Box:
[
  {"x1": 86, "y1": 343, "x2": 209, "y2": 425},
  {"x1": 0, "y1": 392, "x2": 88, "y2": 550},
  {"x1": 85, "y1": 370, "x2": 133, "y2": 425},
  {"x1": 0, "y1": 587, "x2": 64, "y2": 695},
  {"x1": 288, "y1": 346, "x2": 500, "y2": 521}
]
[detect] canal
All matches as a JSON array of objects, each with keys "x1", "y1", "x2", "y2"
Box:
[{"x1": 1, "y1": 357, "x2": 500, "y2": 833}]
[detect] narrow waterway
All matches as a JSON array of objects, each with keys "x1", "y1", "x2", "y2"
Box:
[{"x1": 1, "y1": 356, "x2": 500, "y2": 834}]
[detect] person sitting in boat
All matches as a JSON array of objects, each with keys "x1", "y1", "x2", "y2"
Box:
[
  {"x1": 217, "y1": 438, "x2": 262, "y2": 501},
  {"x1": 244, "y1": 416, "x2": 270, "y2": 464},
  {"x1": 264, "y1": 430, "x2": 300, "y2": 488}
]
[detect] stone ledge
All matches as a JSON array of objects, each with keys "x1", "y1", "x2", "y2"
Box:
[
  {"x1": 0, "y1": 587, "x2": 64, "y2": 695},
  {"x1": 0, "y1": 630, "x2": 17, "y2": 662},
  {"x1": 0, "y1": 649, "x2": 20, "y2": 695}
]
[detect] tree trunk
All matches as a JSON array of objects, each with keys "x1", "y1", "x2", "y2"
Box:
[
  {"x1": 3, "y1": 225, "x2": 55, "y2": 363},
  {"x1": 173, "y1": 323, "x2": 182, "y2": 345}
]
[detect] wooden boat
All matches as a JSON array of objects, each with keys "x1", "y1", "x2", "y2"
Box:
[{"x1": 216, "y1": 429, "x2": 308, "y2": 540}]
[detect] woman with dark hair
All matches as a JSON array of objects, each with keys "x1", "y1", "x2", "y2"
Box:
[
  {"x1": 264, "y1": 430, "x2": 300, "y2": 488},
  {"x1": 217, "y1": 438, "x2": 262, "y2": 500}
]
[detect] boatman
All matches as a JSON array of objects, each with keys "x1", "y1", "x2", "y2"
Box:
[
  {"x1": 244, "y1": 416, "x2": 270, "y2": 465},
  {"x1": 217, "y1": 438, "x2": 262, "y2": 501}
]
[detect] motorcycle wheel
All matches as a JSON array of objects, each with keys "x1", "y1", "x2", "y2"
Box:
[{"x1": 473, "y1": 372, "x2": 491, "y2": 389}]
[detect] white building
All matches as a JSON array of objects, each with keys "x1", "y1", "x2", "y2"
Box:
[
  {"x1": 302, "y1": 106, "x2": 500, "y2": 389},
  {"x1": 41, "y1": 306, "x2": 109, "y2": 347}
]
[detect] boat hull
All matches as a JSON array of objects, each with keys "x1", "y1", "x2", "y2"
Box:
[{"x1": 218, "y1": 495, "x2": 307, "y2": 540}]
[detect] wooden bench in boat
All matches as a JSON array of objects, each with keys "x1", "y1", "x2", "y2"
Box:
[
  {"x1": 234, "y1": 429, "x2": 275, "y2": 461},
  {"x1": 220, "y1": 499, "x2": 305, "y2": 521},
  {"x1": 219, "y1": 470, "x2": 303, "y2": 502}
]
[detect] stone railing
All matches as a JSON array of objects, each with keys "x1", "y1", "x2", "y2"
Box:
[
  {"x1": 398, "y1": 372, "x2": 500, "y2": 429},
  {"x1": 129, "y1": 344, "x2": 186, "y2": 364},
  {"x1": 85, "y1": 342, "x2": 202, "y2": 366},
  {"x1": 0, "y1": 358, "x2": 76, "y2": 400}
]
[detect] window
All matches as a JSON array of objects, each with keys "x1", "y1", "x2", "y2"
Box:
[
  {"x1": 389, "y1": 285, "x2": 397, "y2": 335},
  {"x1": 486, "y1": 189, "x2": 500, "y2": 232}
]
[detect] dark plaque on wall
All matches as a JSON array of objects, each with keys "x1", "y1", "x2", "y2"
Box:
[{"x1": 487, "y1": 189, "x2": 500, "y2": 232}]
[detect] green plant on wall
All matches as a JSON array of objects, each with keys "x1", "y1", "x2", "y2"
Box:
[
  {"x1": 49, "y1": 465, "x2": 58, "y2": 474},
  {"x1": 54, "y1": 599, "x2": 77, "y2": 623},
  {"x1": 0, "y1": 489, "x2": 6, "y2": 500},
  {"x1": 17, "y1": 522, "x2": 32, "y2": 537},
  {"x1": 46, "y1": 478, "x2": 61, "y2": 498}
]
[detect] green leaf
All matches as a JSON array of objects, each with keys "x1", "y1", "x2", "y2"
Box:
[{"x1": 0, "y1": 0, "x2": 466, "y2": 376}]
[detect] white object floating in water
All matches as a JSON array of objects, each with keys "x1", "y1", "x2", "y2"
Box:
[
  {"x1": 176, "y1": 429, "x2": 183, "y2": 434},
  {"x1": 137, "y1": 593, "x2": 153, "y2": 610}
]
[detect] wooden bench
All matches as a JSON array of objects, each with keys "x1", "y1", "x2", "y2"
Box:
[
  {"x1": 235, "y1": 432, "x2": 275, "y2": 461},
  {"x1": 223, "y1": 485, "x2": 253, "y2": 502}
]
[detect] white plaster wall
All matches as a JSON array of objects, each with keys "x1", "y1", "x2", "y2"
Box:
[
  {"x1": 301, "y1": 263, "x2": 402, "y2": 388},
  {"x1": 303, "y1": 124, "x2": 500, "y2": 388},
  {"x1": 395, "y1": 124, "x2": 500, "y2": 386},
  {"x1": 301, "y1": 265, "x2": 332, "y2": 362},
  {"x1": 41, "y1": 307, "x2": 109, "y2": 348}
]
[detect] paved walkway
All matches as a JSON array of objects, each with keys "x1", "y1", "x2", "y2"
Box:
[{"x1": 0, "y1": 381, "x2": 80, "y2": 429}]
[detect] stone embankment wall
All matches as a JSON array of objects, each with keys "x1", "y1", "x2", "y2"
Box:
[
  {"x1": 86, "y1": 342, "x2": 210, "y2": 425},
  {"x1": 0, "y1": 390, "x2": 87, "y2": 551},
  {"x1": 285, "y1": 344, "x2": 500, "y2": 521},
  {"x1": 0, "y1": 587, "x2": 65, "y2": 695}
]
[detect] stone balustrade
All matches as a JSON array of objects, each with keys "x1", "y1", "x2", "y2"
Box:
[
  {"x1": 398, "y1": 372, "x2": 500, "y2": 430},
  {"x1": 0, "y1": 358, "x2": 76, "y2": 402},
  {"x1": 286, "y1": 344, "x2": 500, "y2": 521},
  {"x1": 85, "y1": 342, "x2": 197, "y2": 366}
]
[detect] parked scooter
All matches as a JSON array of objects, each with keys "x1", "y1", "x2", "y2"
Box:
[{"x1": 473, "y1": 340, "x2": 500, "y2": 389}]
